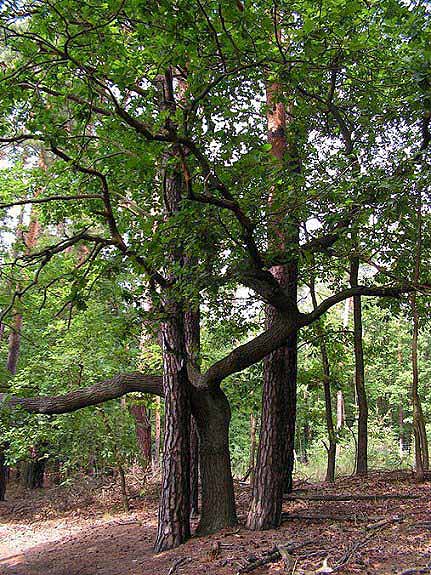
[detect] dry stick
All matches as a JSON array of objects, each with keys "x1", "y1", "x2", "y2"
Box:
[
  {"x1": 284, "y1": 493, "x2": 421, "y2": 502},
  {"x1": 167, "y1": 557, "x2": 192, "y2": 575},
  {"x1": 281, "y1": 512, "x2": 378, "y2": 523},
  {"x1": 236, "y1": 540, "x2": 315, "y2": 574},
  {"x1": 333, "y1": 518, "x2": 402, "y2": 572}
]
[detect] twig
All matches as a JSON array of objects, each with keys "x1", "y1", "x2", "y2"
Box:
[{"x1": 167, "y1": 557, "x2": 192, "y2": 575}]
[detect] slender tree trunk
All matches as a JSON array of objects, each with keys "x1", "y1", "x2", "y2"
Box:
[
  {"x1": 130, "y1": 403, "x2": 152, "y2": 467},
  {"x1": 192, "y1": 386, "x2": 237, "y2": 534},
  {"x1": 336, "y1": 390, "x2": 345, "y2": 431},
  {"x1": 398, "y1": 404, "x2": 405, "y2": 458},
  {"x1": 410, "y1": 190, "x2": 429, "y2": 479},
  {"x1": 247, "y1": 80, "x2": 300, "y2": 530},
  {"x1": 411, "y1": 293, "x2": 429, "y2": 480},
  {"x1": 22, "y1": 457, "x2": 45, "y2": 489},
  {"x1": 249, "y1": 413, "x2": 257, "y2": 486},
  {"x1": 153, "y1": 397, "x2": 161, "y2": 470},
  {"x1": 0, "y1": 451, "x2": 6, "y2": 501},
  {"x1": 350, "y1": 258, "x2": 368, "y2": 475},
  {"x1": 6, "y1": 313, "x2": 23, "y2": 375},
  {"x1": 310, "y1": 277, "x2": 336, "y2": 482}
]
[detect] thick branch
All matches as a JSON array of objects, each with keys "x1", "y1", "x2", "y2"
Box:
[{"x1": 0, "y1": 373, "x2": 163, "y2": 414}]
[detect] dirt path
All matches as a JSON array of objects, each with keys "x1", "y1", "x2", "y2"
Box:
[{"x1": 1, "y1": 472, "x2": 430, "y2": 574}]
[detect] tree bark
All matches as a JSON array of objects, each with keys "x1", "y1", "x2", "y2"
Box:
[
  {"x1": 190, "y1": 417, "x2": 199, "y2": 516},
  {"x1": 350, "y1": 258, "x2": 368, "y2": 475},
  {"x1": 410, "y1": 190, "x2": 429, "y2": 480},
  {"x1": 154, "y1": 70, "x2": 192, "y2": 551},
  {"x1": 130, "y1": 403, "x2": 152, "y2": 466},
  {"x1": 6, "y1": 313, "x2": 23, "y2": 375},
  {"x1": 154, "y1": 305, "x2": 191, "y2": 552},
  {"x1": 22, "y1": 458, "x2": 45, "y2": 489},
  {"x1": 153, "y1": 396, "x2": 161, "y2": 470},
  {"x1": 249, "y1": 413, "x2": 257, "y2": 486},
  {"x1": 309, "y1": 278, "x2": 336, "y2": 482},
  {"x1": 184, "y1": 306, "x2": 200, "y2": 517},
  {"x1": 247, "y1": 78, "x2": 300, "y2": 530},
  {"x1": 336, "y1": 390, "x2": 345, "y2": 431},
  {"x1": 411, "y1": 292, "x2": 429, "y2": 480},
  {"x1": 0, "y1": 451, "x2": 6, "y2": 501},
  {"x1": 191, "y1": 386, "x2": 237, "y2": 534}
]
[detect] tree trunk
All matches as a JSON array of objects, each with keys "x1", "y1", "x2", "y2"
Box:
[
  {"x1": 247, "y1": 80, "x2": 300, "y2": 530},
  {"x1": 190, "y1": 417, "x2": 199, "y2": 517},
  {"x1": 192, "y1": 386, "x2": 237, "y2": 534},
  {"x1": 0, "y1": 451, "x2": 6, "y2": 501},
  {"x1": 153, "y1": 396, "x2": 161, "y2": 470},
  {"x1": 249, "y1": 413, "x2": 257, "y2": 486},
  {"x1": 247, "y1": 327, "x2": 296, "y2": 530},
  {"x1": 6, "y1": 313, "x2": 23, "y2": 375},
  {"x1": 398, "y1": 404, "x2": 404, "y2": 458},
  {"x1": 336, "y1": 390, "x2": 345, "y2": 431},
  {"x1": 411, "y1": 292, "x2": 429, "y2": 480},
  {"x1": 154, "y1": 305, "x2": 191, "y2": 552},
  {"x1": 184, "y1": 306, "x2": 200, "y2": 517},
  {"x1": 310, "y1": 277, "x2": 336, "y2": 482},
  {"x1": 350, "y1": 258, "x2": 368, "y2": 475},
  {"x1": 130, "y1": 403, "x2": 152, "y2": 467},
  {"x1": 22, "y1": 458, "x2": 45, "y2": 489},
  {"x1": 154, "y1": 70, "x2": 192, "y2": 551}
]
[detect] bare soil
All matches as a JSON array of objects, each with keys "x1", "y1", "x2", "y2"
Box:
[{"x1": 1, "y1": 471, "x2": 430, "y2": 575}]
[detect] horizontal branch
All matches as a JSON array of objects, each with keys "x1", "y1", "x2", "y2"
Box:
[
  {"x1": 305, "y1": 284, "x2": 429, "y2": 325},
  {"x1": 0, "y1": 373, "x2": 163, "y2": 414},
  {"x1": 0, "y1": 194, "x2": 103, "y2": 209}
]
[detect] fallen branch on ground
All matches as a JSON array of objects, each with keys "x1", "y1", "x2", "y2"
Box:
[
  {"x1": 280, "y1": 512, "x2": 380, "y2": 523},
  {"x1": 398, "y1": 568, "x2": 431, "y2": 575},
  {"x1": 284, "y1": 493, "x2": 421, "y2": 502},
  {"x1": 236, "y1": 540, "x2": 315, "y2": 574},
  {"x1": 167, "y1": 557, "x2": 192, "y2": 575}
]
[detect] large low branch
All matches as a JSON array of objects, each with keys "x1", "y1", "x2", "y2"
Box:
[
  {"x1": 1, "y1": 284, "x2": 427, "y2": 415},
  {"x1": 0, "y1": 373, "x2": 162, "y2": 414}
]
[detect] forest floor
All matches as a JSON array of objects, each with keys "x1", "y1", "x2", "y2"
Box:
[{"x1": 1, "y1": 470, "x2": 431, "y2": 575}]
